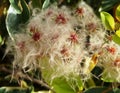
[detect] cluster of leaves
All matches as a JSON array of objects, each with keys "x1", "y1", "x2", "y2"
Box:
[
  {"x1": 0, "y1": 0, "x2": 120, "y2": 93},
  {"x1": 100, "y1": 4, "x2": 120, "y2": 45}
]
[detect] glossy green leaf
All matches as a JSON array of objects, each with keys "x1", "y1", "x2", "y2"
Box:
[
  {"x1": 84, "y1": 87, "x2": 115, "y2": 93},
  {"x1": 6, "y1": 6, "x2": 21, "y2": 40},
  {"x1": 20, "y1": 0, "x2": 30, "y2": 23},
  {"x1": 6, "y1": 0, "x2": 30, "y2": 40},
  {"x1": 115, "y1": 4, "x2": 120, "y2": 22},
  {"x1": 9, "y1": 0, "x2": 22, "y2": 14},
  {"x1": 42, "y1": 0, "x2": 50, "y2": 9},
  {"x1": 99, "y1": 0, "x2": 120, "y2": 11},
  {"x1": 100, "y1": 12, "x2": 115, "y2": 31},
  {"x1": 112, "y1": 34, "x2": 120, "y2": 45}
]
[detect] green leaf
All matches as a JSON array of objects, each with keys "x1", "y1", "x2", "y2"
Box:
[
  {"x1": 0, "y1": 35, "x2": 3, "y2": 45},
  {"x1": 51, "y1": 76, "x2": 83, "y2": 93},
  {"x1": 42, "y1": 0, "x2": 50, "y2": 9},
  {"x1": 39, "y1": 56, "x2": 55, "y2": 84},
  {"x1": 116, "y1": 29, "x2": 120, "y2": 37},
  {"x1": 6, "y1": 5, "x2": 23, "y2": 40},
  {"x1": 84, "y1": 87, "x2": 114, "y2": 93},
  {"x1": 39, "y1": 56, "x2": 83, "y2": 92},
  {"x1": 9, "y1": 0, "x2": 22, "y2": 14},
  {"x1": 115, "y1": 4, "x2": 120, "y2": 22},
  {"x1": 6, "y1": 7, "x2": 21, "y2": 40},
  {"x1": 99, "y1": 0, "x2": 120, "y2": 11},
  {"x1": 52, "y1": 77, "x2": 76, "y2": 93},
  {"x1": 6, "y1": 0, "x2": 30, "y2": 40},
  {"x1": 100, "y1": 12, "x2": 115, "y2": 31},
  {"x1": 112, "y1": 34, "x2": 120, "y2": 45},
  {"x1": 20, "y1": 0, "x2": 30, "y2": 23}
]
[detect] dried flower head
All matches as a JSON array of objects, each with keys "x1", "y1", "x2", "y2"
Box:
[{"x1": 7, "y1": 1, "x2": 120, "y2": 88}]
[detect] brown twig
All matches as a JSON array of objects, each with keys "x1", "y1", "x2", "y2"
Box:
[{"x1": 0, "y1": 65, "x2": 55, "y2": 93}]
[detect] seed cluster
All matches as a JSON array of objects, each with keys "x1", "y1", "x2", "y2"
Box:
[{"x1": 6, "y1": 1, "x2": 120, "y2": 85}]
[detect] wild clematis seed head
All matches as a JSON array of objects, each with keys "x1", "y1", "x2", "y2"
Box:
[
  {"x1": 7, "y1": 1, "x2": 119, "y2": 86},
  {"x1": 69, "y1": 32, "x2": 78, "y2": 43},
  {"x1": 17, "y1": 41, "x2": 25, "y2": 51},
  {"x1": 32, "y1": 31, "x2": 41, "y2": 41},
  {"x1": 75, "y1": 7, "x2": 84, "y2": 16},
  {"x1": 86, "y1": 22, "x2": 97, "y2": 32},
  {"x1": 114, "y1": 58, "x2": 120, "y2": 67},
  {"x1": 55, "y1": 14, "x2": 67, "y2": 24},
  {"x1": 106, "y1": 46, "x2": 116, "y2": 55}
]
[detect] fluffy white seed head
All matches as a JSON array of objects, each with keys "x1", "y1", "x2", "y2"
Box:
[{"x1": 7, "y1": 1, "x2": 119, "y2": 85}]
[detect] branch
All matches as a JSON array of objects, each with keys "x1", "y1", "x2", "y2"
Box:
[{"x1": 0, "y1": 65, "x2": 55, "y2": 93}]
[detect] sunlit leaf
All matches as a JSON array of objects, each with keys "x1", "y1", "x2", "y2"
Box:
[
  {"x1": 112, "y1": 34, "x2": 120, "y2": 45},
  {"x1": 100, "y1": 12, "x2": 115, "y2": 31},
  {"x1": 40, "y1": 56, "x2": 83, "y2": 93},
  {"x1": 115, "y1": 4, "x2": 120, "y2": 22},
  {"x1": 52, "y1": 77, "x2": 76, "y2": 93},
  {"x1": 88, "y1": 53, "x2": 99, "y2": 72},
  {"x1": 84, "y1": 87, "x2": 114, "y2": 93},
  {"x1": 42, "y1": 0, "x2": 50, "y2": 9},
  {"x1": 116, "y1": 29, "x2": 120, "y2": 37},
  {"x1": 51, "y1": 76, "x2": 83, "y2": 93},
  {"x1": 20, "y1": 80, "x2": 28, "y2": 88},
  {"x1": 39, "y1": 56, "x2": 55, "y2": 84}
]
